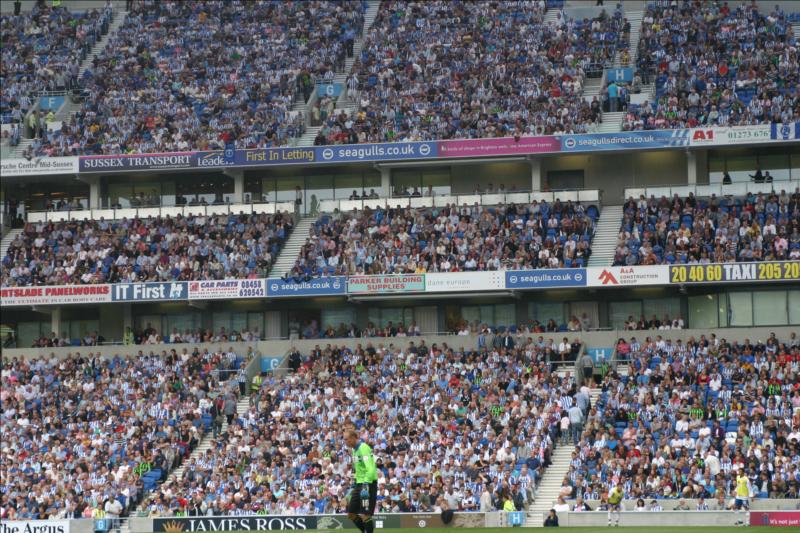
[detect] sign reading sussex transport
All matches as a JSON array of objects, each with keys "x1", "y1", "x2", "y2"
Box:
[{"x1": 79, "y1": 152, "x2": 198, "y2": 172}]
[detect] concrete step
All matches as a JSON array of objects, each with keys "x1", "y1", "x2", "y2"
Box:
[
  {"x1": 0, "y1": 228, "x2": 23, "y2": 259},
  {"x1": 79, "y1": 9, "x2": 129, "y2": 78},
  {"x1": 267, "y1": 216, "x2": 318, "y2": 277}
]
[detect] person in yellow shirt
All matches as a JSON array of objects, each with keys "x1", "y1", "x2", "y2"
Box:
[
  {"x1": 734, "y1": 468, "x2": 750, "y2": 525},
  {"x1": 607, "y1": 485, "x2": 624, "y2": 527}
]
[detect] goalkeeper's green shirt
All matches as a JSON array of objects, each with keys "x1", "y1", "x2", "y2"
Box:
[{"x1": 352, "y1": 441, "x2": 378, "y2": 483}]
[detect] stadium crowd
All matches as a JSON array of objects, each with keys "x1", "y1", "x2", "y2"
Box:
[
  {"x1": 1, "y1": 212, "x2": 292, "y2": 287},
  {"x1": 288, "y1": 200, "x2": 595, "y2": 276},
  {"x1": 142, "y1": 339, "x2": 577, "y2": 516},
  {"x1": 614, "y1": 190, "x2": 800, "y2": 265},
  {"x1": 317, "y1": 0, "x2": 628, "y2": 145},
  {"x1": 559, "y1": 332, "x2": 800, "y2": 505},
  {"x1": 1, "y1": 2, "x2": 113, "y2": 125},
  {"x1": 30, "y1": 0, "x2": 364, "y2": 156},
  {"x1": 0, "y1": 347, "x2": 250, "y2": 520},
  {"x1": 624, "y1": 1, "x2": 799, "y2": 130}
]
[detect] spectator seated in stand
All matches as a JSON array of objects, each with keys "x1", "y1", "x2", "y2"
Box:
[
  {"x1": 0, "y1": 347, "x2": 251, "y2": 519},
  {"x1": 1, "y1": 2, "x2": 112, "y2": 123},
  {"x1": 562, "y1": 332, "x2": 800, "y2": 503},
  {"x1": 142, "y1": 339, "x2": 578, "y2": 516},
  {"x1": 1, "y1": 212, "x2": 292, "y2": 287},
  {"x1": 614, "y1": 189, "x2": 800, "y2": 265},
  {"x1": 31, "y1": 0, "x2": 364, "y2": 156},
  {"x1": 625, "y1": 2, "x2": 798, "y2": 131},
  {"x1": 320, "y1": 0, "x2": 621, "y2": 145},
  {"x1": 290, "y1": 199, "x2": 596, "y2": 276}
]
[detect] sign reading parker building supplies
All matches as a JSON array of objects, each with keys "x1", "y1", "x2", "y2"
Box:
[
  {"x1": 111, "y1": 282, "x2": 188, "y2": 301},
  {"x1": 670, "y1": 261, "x2": 800, "y2": 284},
  {"x1": 188, "y1": 279, "x2": 266, "y2": 300},
  {"x1": 347, "y1": 274, "x2": 425, "y2": 294}
]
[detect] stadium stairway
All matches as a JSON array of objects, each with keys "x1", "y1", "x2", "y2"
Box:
[
  {"x1": 544, "y1": 5, "x2": 561, "y2": 26},
  {"x1": 0, "y1": 228, "x2": 22, "y2": 259},
  {"x1": 526, "y1": 388, "x2": 602, "y2": 526},
  {"x1": 615, "y1": 10, "x2": 644, "y2": 68},
  {"x1": 78, "y1": 8, "x2": 129, "y2": 78},
  {"x1": 8, "y1": 139, "x2": 33, "y2": 159},
  {"x1": 587, "y1": 204, "x2": 623, "y2": 267},
  {"x1": 267, "y1": 215, "x2": 317, "y2": 277},
  {"x1": 118, "y1": 395, "x2": 252, "y2": 533},
  {"x1": 10, "y1": 7, "x2": 129, "y2": 159},
  {"x1": 295, "y1": 0, "x2": 381, "y2": 148}
]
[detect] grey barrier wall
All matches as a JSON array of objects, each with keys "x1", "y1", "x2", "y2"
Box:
[
  {"x1": 560, "y1": 511, "x2": 741, "y2": 527},
  {"x1": 2, "y1": 326, "x2": 797, "y2": 362},
  {"x1": 574, "y1": 499, "x2": 800, "y2": 511}
]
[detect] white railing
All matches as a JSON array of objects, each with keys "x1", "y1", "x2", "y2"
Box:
[
  {"x1": 318, "y1": 190, "x2": 600, "y2": 214},
  {"x1": 25, "y1": 202, "x2": 297, "y2": 224},
  {"x1": 625, "y1": 180, "x2": 798, "y2": 201}
]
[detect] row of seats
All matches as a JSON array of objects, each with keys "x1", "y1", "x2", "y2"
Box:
[
  {"x1": 560, "y1": 332, "x2": 799, "y2": 503},
  {"x1": 289, "y1": 200, "x2": 595, "y2": 277},
  {"x1": 614, "y1": 190, "x2": 800, "y2": 265},
  {"x1": 626, "y1": 2, "x2": 798, "y2": 130},
  {"x1": 0, "y1": 347, "x2": 250, "y2": 520},
  {"x1": 141, "y1": 339, "x2": 569, "y2": 515},
  {"x1": 1, "y1": 3, "x2": 112, "y2": 124},
  {"x1": 2, "y1": 213, "x2": 292, "y2": 287},
  {"x1": 9, "y1": 1, "x2": 798, "y2": 155},
  {"x1": 30, "y1": 0, "x2": 364, "y2": 156}
]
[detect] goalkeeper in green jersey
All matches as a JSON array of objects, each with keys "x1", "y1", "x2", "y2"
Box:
[{"x1": 344, "y1": 428, "x2": 378, "y2": 533}]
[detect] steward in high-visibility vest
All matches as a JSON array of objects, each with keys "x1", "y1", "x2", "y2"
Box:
[{"x1": 251, "y1": 373, "x2": 263, "y2": 392}]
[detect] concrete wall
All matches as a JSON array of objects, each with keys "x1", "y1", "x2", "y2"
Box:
[
  {"x1": 561, "y1": 511, "x2": 740, "y2": 527},
  {"x1": 575, "y1": 499, "x2": 800, "y2": 512},
  {"x1": 3, "y1": 327, "x2": 797, "y2": 361}
]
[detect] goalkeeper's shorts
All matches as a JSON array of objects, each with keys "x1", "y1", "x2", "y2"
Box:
[{"x1": 347, "y1": 481, "x2": 378, "y2": 516}]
